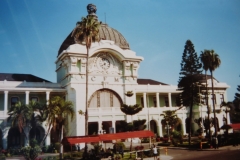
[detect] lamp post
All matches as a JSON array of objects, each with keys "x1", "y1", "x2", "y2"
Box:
[{"x1": 165, "y1": 121, "x2": 171, "y2": 143}]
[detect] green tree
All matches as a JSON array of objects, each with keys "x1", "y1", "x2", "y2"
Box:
[
  {"x1": 72, "y1": 14, "x2": 100, "y2": 135},
  {"x1": 200, "y1": 50, "x2": 212, "y2": 139},
  {"x1": 231, "y1": 85, "x2": 240, "y2": 123},
  {"x1": 178, "y1": 40, "x2": 202, "y2": 145},
  {"x1": 120, "y1": 104, "x2": 143, "y2": 154},
  {"x1": 200, "y1": 49, "x2": 221, "y2": 137},
  {"x1": 40, "y1": 96, "x2": 74, "y2": 146},
  {"x1": 28, "y1": 101, "x2": 47, "y2": 142},
  {"x1": 120, "y1": 104, "x2": 143, "y2": 122},
  {"x1": 160, "y1": 110, "x2": 181, "y2": 130},
  {"x1": 233, "y1": 85, "x2": 240, "y2": 111},
  {"x1": 7, "y1": 101, "x2": 33, "y2": 146}
]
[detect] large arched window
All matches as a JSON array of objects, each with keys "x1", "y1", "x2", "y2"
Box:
[{"x1": 89, "y1": 89, "x2": 122, "y2": 108}]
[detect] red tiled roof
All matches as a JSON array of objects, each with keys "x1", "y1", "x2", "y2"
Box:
[
  {"x1": 230, "y1": 123, "x2": 240, "y2": 130},
  {"x1": 62, "y1": 131, "x2": 154, "y2": 145},
  {"x1": 62, "y1": 135, "x2": 100, "y2": 145},
  {"x1": 99, "y1": 131, "x2": 154, "y2": 141}
]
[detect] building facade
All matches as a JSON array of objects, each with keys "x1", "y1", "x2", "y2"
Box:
[{"x1": 0, "y1": 4, "x2": 230, "y2": 149}]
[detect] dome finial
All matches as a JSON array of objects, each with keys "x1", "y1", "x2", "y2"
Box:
[{"x1": 87, "y1": 4, "x2": 98, "y2": 19}]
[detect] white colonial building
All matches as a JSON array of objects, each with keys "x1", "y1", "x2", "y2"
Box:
[{"x1": 0, "y1": 4, "x2": 230, "y2": 149}]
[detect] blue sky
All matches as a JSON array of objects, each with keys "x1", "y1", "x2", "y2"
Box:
[{"x1": 0, "y1": 0, "x2": 239, "y2": 101}]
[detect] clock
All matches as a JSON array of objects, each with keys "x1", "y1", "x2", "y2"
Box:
[{"x1": 99, "y1": 57, "x2": 110, "y2": 70}]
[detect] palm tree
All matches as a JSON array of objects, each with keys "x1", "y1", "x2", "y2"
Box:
[
  {"x1": 120, "y1": 104, "x2": 143, "y2": 123},
  {"x1": 160, "y1": 110, "x2": 181, "y2": 130},
  {"x1": 40, "y1": 96, "x2": 74, "y2": 146},
  {"x1": 200, "y1": 49, "x2": 221, "y2": 137},
  {"x1": 160, "y1": 110, "x2": 181, "y2": 142},
  {"x1": 28, "y1": 101, "x2": 48, "y2": 142},
  {"x1": 120, "y1": 104, "x2": 143, "y2": 155},
  {"x1": 7, "y1": 101, "x2": 33, "y2": 146},
  {"x1": 72, "y1": 15, "x2": 100, "y2": 135},
  {"x1": 200, "y1": 50, "x2": 211, "y2": 139}
]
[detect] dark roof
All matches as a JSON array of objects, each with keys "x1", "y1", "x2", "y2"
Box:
[
  {"x1": 137, "y1": 79, "x2": 168, "y2": 85},
  {"x1": 197, "y1": 74, "x2": 218, "y2": 82},
  {"x1": 0, "y1": 73, "x2": 51, "y2": 82},
  {"x1": 58, "y1": 23, "x2": 130, "y2": 56}
]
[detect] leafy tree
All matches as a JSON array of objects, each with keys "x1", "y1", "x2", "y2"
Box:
[
  {"x1": 120, "y1": 104, "x2": 143, "y2": 154},
  {"x1": 178, "y1": 40, "x2": 202, "y2": 145},
  {"x1": 200, "y1": 49, "x2": 221, "y2": 137},
  {"x1": 7, "y1": 101, "x2": 33, "y2": 146},
  {"x1": 28, "y1": 101, "x2": 47, "y2": 142},
  {"x1": 120, "y1": 104, "x2": 143, "y2": 124},
  {"x1": 72, "y1": 14, "x2": 100, "y2": 135},
  {"x1": 21, "y1": 139, "x2": 42, "y2": 160},
  {"x1": 40, "y1": 96, "x2": 74, "y2": 147},
  {"x1": 200, "y1": 50, "x2": 211, "y2": 139},
  {"x1": 233, "y1": 85, "x2": 240, "y2": 111},
  {"x1": 160, "y1": 110, "x2": 181, "y2": 130}
]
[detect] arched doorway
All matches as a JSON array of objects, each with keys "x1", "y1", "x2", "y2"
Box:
[
  {"x1": 88, "y1": 122, "x2": 98, "y2": 135},
  {"x1": 7, "y1": 127, "x2": 24, "y2": 148},
  {"x1": 102, "y1": 121, "x2": 112, "y2": 134},
  {"x1": 29, "y1": 126, "x2": 45, "y2": 144},
  {"x1": 116, "y1": 120, "x2": 128, "y2": 133},
  {"x1": 150, "y1": 120, "x2": 158, "y2": 136},
  {"x1": 88, "y1": 89, "x2": 123, "y2": 108}
]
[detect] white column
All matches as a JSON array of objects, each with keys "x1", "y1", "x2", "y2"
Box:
[
  {"x1": 156, "y1": 93, "x2": 160, "y2": 107},
  {"x1": 158, "y1": 117, "x2": 163, "y2": 137},
  {"x1": 98, "y1": 121, "x2": 102, "y2": 134},
  {"x1": 4, "y1": 91, "x2": 8, "y2": 114},
  {"x1": 46, "y1": 91, "x2": 50, "y2": 104},
  {"x1": 46, "y1": 133, "x2": 51, "y2": 146},
  {"x1": 168, "y1": 92, "x2": 172, "y2": 108},
  {"x1": 143, "y1": 93, "x2": 147, "y2": 108},
  {"x1": 182, "y1": 113, "x2": 187, "y2": 135},
  {"x1": 25, "y1": 91, "x2": 29, "y2": 105},
  {"x1": 112, "y1": 120, "x2": 116, "y2": 133}
]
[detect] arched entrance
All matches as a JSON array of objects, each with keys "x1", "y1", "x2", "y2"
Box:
[
  {"x1": 116, "y1": 120, "x2": 128, "y2": 133},
  {"x1": 102, "y1": 121, "x2": 112, "y2": 134},
  {"x1": 88, "y1": 122, "x2": 98, "y2": 135},
  {"x1": 7, "y1": 127, "x2": 24, "y2": 148},
  {"x1": 88, "y1": 89, "x2": 123, "y2": 108},
  {"x1": 150, "y1": 120, "x2": 158, "y2": 136}
]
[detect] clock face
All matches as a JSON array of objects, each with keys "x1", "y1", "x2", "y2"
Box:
[{"x1": 99, "y1": 57, "x2": 110, "y2": 70}]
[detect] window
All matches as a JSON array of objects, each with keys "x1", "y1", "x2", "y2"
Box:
[
  {"x1": 164, "y1": 97, "x2": 169, "y2": 107},
  {"x1": 220, "y1": 94, "x2": 224, "y2": 103},
  {"x1": 31, "y1": 97, "x2": 38, "y2": 102},
  {"x1": 153, "y1": 97, "x2": 156, "y2": 107},
  {"x1": 11, "y1": 97, "x2": 19, "y2": 107},
  {"x1": 141, "y1": 97, "x2": 144, "y2": 107},
  {"x1": 211, "y1": 94, "x2": 216, "y2": 104},
  {"x1": 201, "y1": 95, "x2": 206, "y2": 105}
]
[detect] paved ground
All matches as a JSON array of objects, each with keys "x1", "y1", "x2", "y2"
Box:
[{"x1": 5, "y1": 143, "x2": 240, "y2": 160}]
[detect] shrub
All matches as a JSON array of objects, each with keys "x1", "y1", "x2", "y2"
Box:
[
  {"x1": 54, "y1": 142, "x2": 61, "y2": 151},
  {"x1": 21, "y1": 139, "x2": 42, "y2": 160}
]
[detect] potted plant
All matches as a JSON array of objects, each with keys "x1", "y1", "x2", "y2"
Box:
[{"x1": 125, "y1": 91, "x2": 133, "y2": 97}]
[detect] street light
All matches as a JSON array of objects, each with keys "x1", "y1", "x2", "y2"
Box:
[{"x1": 165, "y1": 121, "x2": 171, "y2": 143}]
